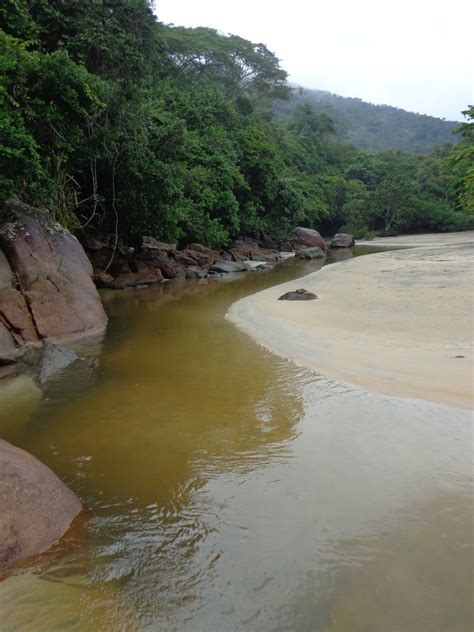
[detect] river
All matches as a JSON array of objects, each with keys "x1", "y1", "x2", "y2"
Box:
[{"x1": 0, "y1": 247, "x2": 472, "y2": 631}]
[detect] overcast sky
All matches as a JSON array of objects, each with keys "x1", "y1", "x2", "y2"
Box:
[{"x1": 155, "y1": 0, "x2": 473, "y2": 121}]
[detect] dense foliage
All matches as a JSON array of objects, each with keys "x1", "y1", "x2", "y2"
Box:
[
  {"x1": 0, "y1": 0, "x2": 472, "y2": 247},
  {"x1": 276, "y1": 88, "x2": 460, "y2": 155}
]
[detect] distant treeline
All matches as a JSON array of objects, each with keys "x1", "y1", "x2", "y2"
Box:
[
  {"x1": 0, "y1": 0, "x2": 472, "y2": 247},
  {"x1": 276, "y1": 88, "x2": 461, "y2": 154}
]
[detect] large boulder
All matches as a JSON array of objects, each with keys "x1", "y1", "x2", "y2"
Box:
[
  {"x1": 293, "y1": 227, "x2": 326, "y2": 251},
  {"x1": 0, "y1": 200, "x2": 107, "y2": 369},
  {"x1": 330, "y1": 233, "x2": 355, "y2": 248},
  {"x1": 0, "y1": 439, "x2": 82, "y2": 570},
  {"x1": 0, "y1": 250, "x2": 40, "y2": 362}
]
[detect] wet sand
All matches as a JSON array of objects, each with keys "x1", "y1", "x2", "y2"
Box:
[{"x1": 227, "y1": 232, "x2": 474, "y2": 409}]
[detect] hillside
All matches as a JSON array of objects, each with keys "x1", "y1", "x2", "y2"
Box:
[{"x1": 275, "y1": 88, "x2": 460, "y2": 154}]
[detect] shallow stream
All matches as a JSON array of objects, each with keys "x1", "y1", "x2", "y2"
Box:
[{"x1": 0, "y1": 247, "x2": 472, "y2": 631}]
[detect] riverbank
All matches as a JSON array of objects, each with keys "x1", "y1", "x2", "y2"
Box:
[{"x1": 227, "y1": 232, "x2": 474, "y2": 409}]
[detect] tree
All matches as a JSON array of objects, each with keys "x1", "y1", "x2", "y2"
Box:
[
  {"x1": 161, "y1": 27, "x2": 289, "y2": 101},
  {"x1": 449, "y1": 106, "x2": 474, "y2": 213}
]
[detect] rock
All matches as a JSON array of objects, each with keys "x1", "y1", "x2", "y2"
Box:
[
  {"x1": 0, "y1": 200, "x2": 107, "y2": 368},
  {"x1": 0, "y1": 251, "x2": 40, "y2": 361},
  {"x1": 210, "y1": 260, "x2": 249, "y2": 274},
  {"x1": 109, "y1": 268, "x2": 163, "y2": 289},
  {"x1": 293, "y1": 227, "x2": 326, "y2": 251},
  {"x1": 0, "y1": 439, "x2": 82, "y2": 571},
  {"x1": 142, "y1": 236, "x2": 175, "y2": 253},
  {"x1": 228, "y1": 239, "x2": 280, "y2": 263},
  {"x1": 136, "y1": 242, "x2": 185, "y2": 280},
  {"x1": 278, "y1": 288, "x2": 318, "y2": 301},
  {"x1": 94, "y1": 272, "x2": 115, "y2": 288},
  {"x1": 185, "y1": 266, "x2": 208, "y2": 279},
  {"x1": 330, "y1": 233, "x2": 355, "y2": 248},
  {"x1": 138, "y1": 248, "x2": 184, "y2": 279},
  {"x1": 0, "y1": 360, "x2": 17, "y2": 379},
  {"x1": 38, "y1": 344, "x2": 78, "y2": 384},
  {"x1": 243, "y1": 260, "x2": 268, "y2": 270},
  {"x1": 295, "y1": 246, "x2": 326, "y2": 259},
  {"x1": 185, "y1": 243, "x2": 219, "y2": 266}
]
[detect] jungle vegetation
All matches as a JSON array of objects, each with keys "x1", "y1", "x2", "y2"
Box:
[{"x1": 1, "y1": 0, "x2": 472, "y2": 247}]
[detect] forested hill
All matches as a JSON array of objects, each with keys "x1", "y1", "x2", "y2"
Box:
[{"x1": 275, "y1": 88, "x2": 460, "y2": 154}]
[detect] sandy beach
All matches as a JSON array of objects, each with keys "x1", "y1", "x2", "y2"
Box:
[{"x1": 227, "y1": 232, "x2": 474, "y2": 409}]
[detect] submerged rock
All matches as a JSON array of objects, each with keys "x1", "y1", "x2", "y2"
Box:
[
  {"x1": 109, "y1": 268, "x2": 164, "y2": 289},
  {"x1": 295, "y1": 246, "x2": 326, "y2": 259},
  {"x1": 330, "y1": 233, "x2": 355, "y2": 248},
  {"x1": 278, "y1": 288, "x2": 318, "y2": 301},
  {"x1": 0, "y1": 439, "x2": 82, "y2": 571},
  {"x1": 38, "y1": 344, "x2": 78, "y2": 384},
  {"x1": 211, "y1": 260, "x2": 249, "y2": 273},
  {"x1": 185, "y1": 266, "x2": 208, "y2": 279}
]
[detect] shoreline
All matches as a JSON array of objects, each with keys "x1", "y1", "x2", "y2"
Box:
[{"x1": 227, "y1": 232, "x2": 474, "y2": 410}]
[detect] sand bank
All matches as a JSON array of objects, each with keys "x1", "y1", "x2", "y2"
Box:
[{"x1": 227, "y1": 232, "x2": 474, "y2": 409}]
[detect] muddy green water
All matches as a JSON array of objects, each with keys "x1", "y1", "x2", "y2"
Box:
[{"x1": 0, "y1": 248, "x2": 472, "y2": 631}]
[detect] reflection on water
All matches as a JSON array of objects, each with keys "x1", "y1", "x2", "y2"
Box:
[{"x1": 0, "y1": 248, "x2": 472, "y2": 631}]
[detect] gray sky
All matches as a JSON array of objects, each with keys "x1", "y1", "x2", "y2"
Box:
[{"x1": 155, "y1": 0, "x2": 473, "y2": 121}]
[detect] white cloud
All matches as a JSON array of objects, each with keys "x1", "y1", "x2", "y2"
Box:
[{"x1": 155, "y1": 0, "x2": 473, "y2": 120}]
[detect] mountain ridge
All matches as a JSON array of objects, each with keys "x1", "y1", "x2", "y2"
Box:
[{"x1": 276, "y1": 87, "x2": 460, "y2": 154}]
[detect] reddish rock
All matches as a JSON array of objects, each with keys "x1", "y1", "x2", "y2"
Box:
[
  {"x1": 0, "y1": 200, "x2": 107, "y2": 348},
  {"x1": 0, "y1": 439, "x2": 82, "y2": 571},
  {"x1": 142, "y1": 236, "x2": 175, "y2": 254},
  {"x1": 109, "y1": 268, "x2": 163, "y2": 289},
  {"x1": 94, "y1": 272, "x2": 115, "y2": 288},
  {"x1": 293, "y1": 227, "x2": 326, "y2": 251},
  {"x1": 0, "y1": 251, "x2": 40, "y2": 361},
  {"x1": 228, "y1": 239, "x2": 280, "y2": 263},
  {"x1": 173, "y1": 247, "x2": 219, "y2": 269},
  {"x1": 138, "y1": 247, "x2": 184, "y2": 279},
  {"x1": 172, "y1": 249, "x2": 201, "y2": 267},
  {"x1": 185, "y1": 244, "x2": 220, "y2": 267}
]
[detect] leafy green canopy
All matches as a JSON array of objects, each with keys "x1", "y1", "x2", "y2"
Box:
[{"x1": 0, "y1": 0, "x2": 472, "y2": 245}]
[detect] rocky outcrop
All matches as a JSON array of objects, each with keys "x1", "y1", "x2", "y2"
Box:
[
  {"x1": 293, "y1": 227, "x2": 326, "y2": 251},
  {"x1": 0, "y1": 200, "x2": 107, "y2": 373},
  {"x1": 330, "y1": 233, "x2": 355, "y2": 248},
  {"x1": 278, "y1": 288, "x2": 318, "y2": 301},
  {"x1": 82, "y1": 231, "x2": 290, "y2": 286},
  {"x1": 0, "y1": 439, "x2": 82, "y2": 571}
]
